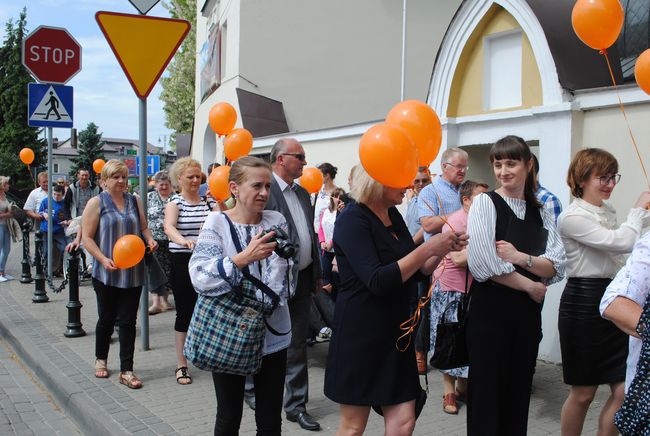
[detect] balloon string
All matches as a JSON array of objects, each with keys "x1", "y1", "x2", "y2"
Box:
[
  {"x1": 26, "y1": 164, "x2": 36, "y2": 187},
  {"x1": 601, "y1": 50, "x2": 650, "y2": 190}
]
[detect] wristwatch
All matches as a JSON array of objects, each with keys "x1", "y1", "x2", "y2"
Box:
[{"x1": 526, "y1": 255, "x2": 533, "y2": 269}]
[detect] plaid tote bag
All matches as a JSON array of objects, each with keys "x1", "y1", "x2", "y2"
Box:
[
  {"x1": 615, "y1": 293, "x2": 650, "y2": 435},
  {"x1": 184, "y1": 278, "x2": 275, "y2": 375}
]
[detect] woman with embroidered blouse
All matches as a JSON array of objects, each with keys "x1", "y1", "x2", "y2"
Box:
[
  {"x1": 466, "y1": 136, "x2": 565, "y2": 435},
  {"x1": 189, "y1": 156, "x2": 293, "y2": 436},
  {"x1": 557, "y1": 148, "x2": 650, "y2": 436}
]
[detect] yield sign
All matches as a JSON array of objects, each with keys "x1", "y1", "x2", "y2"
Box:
[
  {"x1": 95, "y1": 11, "x2": 190, "y2": 98},
  {"x1": 127, "y1": 0, "x2": 160, "y2": 15}
]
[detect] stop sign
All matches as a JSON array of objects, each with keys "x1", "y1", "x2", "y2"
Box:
[{"x1": 22, "y1": 25, "x2": 82, "y2": 84}]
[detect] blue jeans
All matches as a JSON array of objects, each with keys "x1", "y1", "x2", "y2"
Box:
[
  {"x1": 0, "y1": 224, "x2": 10, "y2": 272},
  {"x1": 42, "y1": 232, "x2": 69, "y2": 270}
]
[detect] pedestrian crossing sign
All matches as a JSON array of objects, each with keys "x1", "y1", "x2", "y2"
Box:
[{"x1": 27, "y1": 83, "x2": 73, "y2": 128}]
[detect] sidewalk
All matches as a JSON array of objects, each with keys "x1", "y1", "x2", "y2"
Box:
[{"x1": 0, "y1": 242, "x2": 612, "y2": 435}]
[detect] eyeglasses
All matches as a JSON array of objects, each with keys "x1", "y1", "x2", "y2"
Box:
[
  {"x1": 282, "y1": 153, "x2": 306, "y2": 162},
  {"x1": 597, "y1": 174, "x2": 621, "y2": 186},
  {"x1": 444, "y1": 162, "x2": 469, "y2": 172},
  {"x1": 413, "y1": 178, "x2": 430, "y2": 185}
]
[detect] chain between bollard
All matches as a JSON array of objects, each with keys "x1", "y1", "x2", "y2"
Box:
[{"x1": 34, "y1": 232, "x2": 69, "y2": 294}]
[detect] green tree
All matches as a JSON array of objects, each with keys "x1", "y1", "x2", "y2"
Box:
[
  {"x1": 69, "y1": 122, "x2": 105, "y2": 183},
  {"x1": 160, "y1": 0, "x2": 196, "y2": 146},
  {"x1": 0, "y1": 8, "x2": 45, "y2": 194}
]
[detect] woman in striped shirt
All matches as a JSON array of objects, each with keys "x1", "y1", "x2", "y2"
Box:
[{"x1": 164, "y1": 157, "x2": 219, "y2": 385}]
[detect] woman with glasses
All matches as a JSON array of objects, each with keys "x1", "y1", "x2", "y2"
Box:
[{"x1": 558, "y1": 148, "x2": 650, "y2": 436}]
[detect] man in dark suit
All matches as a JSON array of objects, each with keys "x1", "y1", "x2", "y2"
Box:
[{"x1": 264, "y1": 138, "x2": 322, "y2": 431}]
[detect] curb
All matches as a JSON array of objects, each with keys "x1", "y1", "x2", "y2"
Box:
[{"x1": 0, "y1": 285, "x2": 179, "y2": 435}]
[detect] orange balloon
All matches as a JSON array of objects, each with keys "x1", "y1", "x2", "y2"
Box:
[
  {"x1": 19, "y1": 148, "x2": 35, "y2": 165},
  {"x1": 635, "y1": 49, "x2": 650, "y2": 95},
  {"x1": 209, "y1": 102, "x2": 237, "y2": 136},
  {"x1": 571, "y1": 0, "x2": 624, "y2": 50},
  {"x1": 299, "y1": 167, "x2": 324, "y2": 194},
  {"x1": 224, "y1": 128, "x2": 253, "y2": 161},
  {"x1": 359, "y1": 123, "x2": 418, "y2": 188},
  {"x1": 386, "y1": 100, "x2": 441, "y2": 167},
  {"x1": 93, "y1": 159, "x2": 106, "y2": 174},
  {"x1": 208, "y1": 165, "x2": 231, "y2": 201},
  {"x1": 113, "y1": 234, "x2": 146, "y2": 269}
]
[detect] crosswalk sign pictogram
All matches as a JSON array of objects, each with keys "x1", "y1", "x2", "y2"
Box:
[{"x1": 28, "y1": 83, "x2": 73, "y2": 128}]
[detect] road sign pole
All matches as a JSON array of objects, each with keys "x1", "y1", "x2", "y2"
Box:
[
  {"x1": 47, "y1": 127, "x2": 53, "y2": 279},
  {"x1": 139, "y1": 97, "x2": 150, "y2": 351}
]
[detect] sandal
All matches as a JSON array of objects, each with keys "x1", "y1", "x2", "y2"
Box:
[
  {"x1": 119, "y1": 371, "x2": 143, "y2": 389},
  {"x1": 175, "y1": 366, "x2": 192, "y2": 385},
  {"x1": 148, "y1": 305, "x2": 163, "y2": 315},
  {"x1": 455, "y1": 388, "x2": 467, "y2": 403},
  {"x1": 443, "y1": 393, "x2": 458, "y2": 415},
  {"x1": 94, "y1": 359, "x2": 109, "y2": 378}
]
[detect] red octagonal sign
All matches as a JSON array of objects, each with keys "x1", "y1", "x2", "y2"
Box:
[{"x1": 22, "y1": 25, "x2": 82, "y2": 84}]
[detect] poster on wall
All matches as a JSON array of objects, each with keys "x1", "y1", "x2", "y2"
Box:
[{"x1": 200, "y1": 24, "x2": 221, "y2": 101}]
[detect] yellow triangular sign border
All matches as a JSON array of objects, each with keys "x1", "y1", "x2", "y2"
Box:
[{"x1": 95, "y1": 11, "x2": 190, "y2": 99}]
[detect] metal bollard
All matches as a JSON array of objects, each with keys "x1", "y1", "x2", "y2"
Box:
[
  {"x1": 64, "y1": 248, "x2": 85, "y2": 337},
  {"x1": 32, "y1": 231, "x2": 49, "y2": 303},
  {"x1": 20, "y1": 221, "x2": 33, "y2": 284}
]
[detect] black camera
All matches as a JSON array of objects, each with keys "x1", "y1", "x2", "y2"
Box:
[{"x1": 261, "y1": 225, "x2": 295, "y2": 259}]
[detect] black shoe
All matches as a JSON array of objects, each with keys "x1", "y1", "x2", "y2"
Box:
[
  {"x1": 306, "y1": 337, "x2": 317, "y2": 347},
  {"x1": 287, "y1": 412, "x2": 320, "y2": 431},
  {"x1": 244, "y1": 395, "x2": 256, "y2": 411}
]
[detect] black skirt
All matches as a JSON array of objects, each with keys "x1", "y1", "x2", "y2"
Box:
[{"x1": 558, "y1": 277, "x2": 628, "y2": 386}]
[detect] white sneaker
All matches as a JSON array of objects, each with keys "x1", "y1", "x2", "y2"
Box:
[
  {"x1": 0, "y1": 276, "x2": 8, "y2": 283},
  {"x1": 3, "y1": 275, "x2": 13, "y2": 280},
  {"x1": 316, "y1": 327, "x2": 332, "y2": 342}
]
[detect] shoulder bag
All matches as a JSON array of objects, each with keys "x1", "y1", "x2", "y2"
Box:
[
  {"x1": 614, "y1": 293, "x2": 650, "y2": 435},
  {"x1": 430, "y1": 269, "x2": 470, "y2": 370},
  {"x1": 184, "y1": 213, "x2": 289, "y2": 375}
]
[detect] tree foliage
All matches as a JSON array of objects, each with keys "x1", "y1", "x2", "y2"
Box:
[
  {"x1": 0, "y1": 8, "x2": 45, "y2": 194},
  {"x1": 69, "y1": 122, "x2": 105, "y2": 183},
  {"x1": 160, "y1": 0, "x2": 196, "y2": 145}
]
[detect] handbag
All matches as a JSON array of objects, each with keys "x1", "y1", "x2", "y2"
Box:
[
  {"x1": 614, "y1": 293, "x2": 650, "y2": 435},
  {"x1": 132, "y1": 197, "x2": 167, "y2": 292},
  {"x1": 430, "y1": 269, "x2": 470, "y2": 370},
  {"x1": 184, "y1": 213, "x2": 289, "y2": 375}
]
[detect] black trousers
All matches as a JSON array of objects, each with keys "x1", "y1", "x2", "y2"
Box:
[
  {"x1": 169, "y1": 252, "x2": 197, "y2": 332},
  {"x1": 212, "y1": 349, "x2": 287, "y2": 436},
  {"x1": 93, "y1": 278, "x2": 141, "y2": 372},
  {"x1": 414, "y1": 277, "x2": 431, "y2": 353},
  {"x1": 466, "y1": 282, "x2": 541, "y2": 436}
]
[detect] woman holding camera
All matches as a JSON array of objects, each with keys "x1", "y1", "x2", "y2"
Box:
[
  {"x1": 189, "y1": 156, "x2": 293, "y2": 435},
  {"x1": 164, "y1": 157, "x2": 219, "y2": 385}
]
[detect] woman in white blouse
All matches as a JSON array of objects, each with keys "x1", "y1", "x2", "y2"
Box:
[
  {"x1": 466, "y1": 135, "x2": 565, "y2": 436},
  {"x1": 557, "y1": 148, "x2": 650, "y2": 436},
  {"x1": 189, "y1": 156, "x2": 293, "y2": 435}
]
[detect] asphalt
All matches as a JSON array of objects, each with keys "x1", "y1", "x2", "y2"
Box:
[{"x1": 0, "y1": 239, "x2": 613, "y2": 435}]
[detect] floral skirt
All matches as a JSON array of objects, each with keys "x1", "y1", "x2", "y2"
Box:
[{"x1": 429, "y1": 281, "x2": 469, "y2": 378}]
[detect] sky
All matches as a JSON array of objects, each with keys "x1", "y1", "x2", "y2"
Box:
[{"x1": 1, "y1": 0, "x2": 176, "y2": 150}]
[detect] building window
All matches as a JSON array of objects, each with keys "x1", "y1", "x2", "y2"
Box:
[
  {"x1": 220, "y1": 22, "x2": 227, "y2": 81},
  {"x1": 53, "y1": 163, "x2": 59, "y2": 173},
  {"x1": 483, "y1": 30, "x2": 522, "y2": 110}
]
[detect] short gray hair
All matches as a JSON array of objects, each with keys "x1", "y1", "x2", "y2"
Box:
[
  {"x1": 441, "y1": 147, "x2": 468, "y2": 163},
  {"x1": 153, "y1": 170, "x2": 170, "y2": 183},
  {"x1": 270, "y1": 138, "x2": 295, "y2": 163}
]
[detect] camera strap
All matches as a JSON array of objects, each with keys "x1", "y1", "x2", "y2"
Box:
[{"x1": 223, "y1": 213, "x2": 290, "y2": 337}]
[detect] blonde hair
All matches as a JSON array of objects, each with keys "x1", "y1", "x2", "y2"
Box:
[
  {"x1": 328, "y1": 187, "x2": 346, "y2": 212},
  {"x1": 0, "y1": 176, "x2": 9, "y2": 186},
  {"x1": 350, "y1": 166, "x2": 384, "y2": 205},
  {"x1": 101, "y1": 160, "x2": 128, "y2": 181},
  {"x1": 169, "y1": 157, "x2": 202, "y2": 187},
  {"x1": 229, "y1": 156, "x2": 272, "y2": 186}
]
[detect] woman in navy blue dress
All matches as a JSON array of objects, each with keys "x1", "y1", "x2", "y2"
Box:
[{"x1": 324, "y1": 167, "x2": 467, "y2": 435}]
